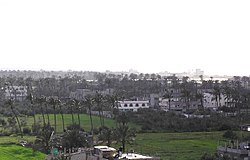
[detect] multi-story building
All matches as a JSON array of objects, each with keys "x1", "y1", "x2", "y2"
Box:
[
  {"x1": 159, "y1": 89, "x2": 200, "y2": 112},
  {"x1": 5, "y1": 86, "x2": 28, "y2": 101},
  {"x1": 117, "y1": 100, "x2": 150, "y2": 112},
  {"x1": 203, "y1": 92, "x2": 226, "y2": 109}
]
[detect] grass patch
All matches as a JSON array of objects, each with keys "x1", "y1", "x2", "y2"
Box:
[
  {"x1": 1, "y1": 113, "x2": 139, "y2": 133},
  {"x1": 0, "y1": 131, "x2": 226, "y2": 160},
  {"x1": 0, "y1": 136, "x2": 36, "y2": 145},
  {"x1": 115, "y1": 132, "x2": 224, "y2": 160},
  {"x1": 0, "y1": 144, "x2": 45, "y2": 160}
]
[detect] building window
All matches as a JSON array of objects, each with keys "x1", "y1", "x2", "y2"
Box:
[
  {"x1": 142, "y1": 103, "x2": 145, "y2": 106},
  {"x1": 135, "y1": 104, "x2": 139, "y2": 107},
  {"x1": 124, "y1": 104, "x2": 128, "y2": 107},
  {"x1": 129, "y1": 103, "x2": 133, "y2": 107}
]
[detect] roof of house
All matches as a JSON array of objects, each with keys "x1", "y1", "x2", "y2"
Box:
[
  {"x1": 119, "y1": 153, "x2": 154, "y2": 160},
  {"x1": 94, "y1": 146, "x2": 116, "y2": 152}
]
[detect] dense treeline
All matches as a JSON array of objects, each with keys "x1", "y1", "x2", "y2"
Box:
[
  {"x1": 129, "y1": 109, "x2": 250, "y2": 132},
  {"x1": 1, "y1": 72, "x2": 250, "y2": 134}
]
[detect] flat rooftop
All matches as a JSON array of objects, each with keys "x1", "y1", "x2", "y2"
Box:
[{"x1": 119, "y1": 153, "x2": 156, "y2": 160}]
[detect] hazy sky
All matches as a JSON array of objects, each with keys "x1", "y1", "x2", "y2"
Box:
[{"x1": 0, "y1": 0, "x2": 249, "y2": 76}]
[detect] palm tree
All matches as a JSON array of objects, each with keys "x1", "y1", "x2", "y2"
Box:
[
  {"x1": 58, "y1": 101, "x2": 65, "y2": 132},
  {"x1": 94, "y1": 92, "x2": 104, "y2": 127},
  {"x1": 73, "y1": 99, "x2": 82, "y2": 127},
  {"x1": 68, "y1": 99, "x2": 75, "y2": 124},
  {"x1": 98, "y1": 126, "x2": 114, "y2": 146},
  {"x1": 114, "y1": 112, "x2": 136, "y2": 152},
  {"x1": 43, "y1": 96, "x2": 50, "y2": 125},
  {"x1": 181, "y1": 83, "x2": 192, "y2": 112},
  {"x1": 49, "y1": 97, "x2": 58, "y2": 133},
  {"x1": 163, "y1": 90, "x2": 173, "y2": 111},
  {"x1": 222, "y1": 85, "x2": 232, "y2": 107},
  {"x1": 27, "y1": 93, "x2": 36, "y2": 128},
  {"x1": 212, "y1": 86, "x2": 221, "y2": 107},
  {"x1": 196, "y1": 92, "x2": 204, "y2": 110},
  {"x1": 5, "y1": 99, "x2": 23, "y2": 138},
  {"x1": 106, "y1": 93, "x2": 121, "y2": 119},
  {"x1": 35, "y1": 96, "x2": 46, "y2": 127},
  {"x1": 83, "y1": 95, "x2": 94, "y2": 134}
]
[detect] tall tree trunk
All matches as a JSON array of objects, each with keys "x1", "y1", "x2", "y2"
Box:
[
  {"x1": 168, "y1": 98, "x2": 171, "y2": 111},
  {"x1": 40, "y1": 105, "x2": 46, "y2": 127},
  {"x1": 32, "y1": 103, "x2": 36, "y2": 126},
  {"x1": 77, "y1": 112, "x2": 81, "y2": 127},
  {"x1": 71, "y1": 107, "x2": 75, "y2": 124},
  {"x1": 98, "y1": 110, "x2": 102, "y2": 126},
  {"x1": 60, "y1": 108, "x2": 65, "y2": 132},
  {"x1": 53, "y1": 105, "x2": 57, "y2": 133},
  {"x1": 122, "y1": 138, "x2": 125, "y2": 153},
  {"x1": 11, "y1": 107, "x2": 23, "y2": 138},
  {"x1": 45, "y1": 104, "x2": 50, "y2": 125},
  {"x1": 89, "y1": 106, "x2": 94, "y2": 133}
]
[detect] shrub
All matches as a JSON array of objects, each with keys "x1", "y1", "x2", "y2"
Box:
[
  {"x1": 23, "y1": 127, "x2": 31, "y2": 135},
  {"x1": 223, "y1": 130, "x2": 237, "y2": 140}
]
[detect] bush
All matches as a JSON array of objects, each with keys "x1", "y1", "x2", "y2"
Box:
[
  {"x1": 200, "y1": 153, "x2": 214, "y2": 160},
  {"x1": 32, "y1": 124, "x2": 41, "y2": 134},
  {"x1": 223, "y1": 130, "x2": 237, "y2": 140},
  {"x1": 219, "y1": 124, "x2": 232, "y2": 131},
  {"x1": 23, "y1": 127, "x2": 31, "y2": 135}
]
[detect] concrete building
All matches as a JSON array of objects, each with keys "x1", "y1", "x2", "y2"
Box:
[
  {"x1": 117, "y1": 100, "x2": 150, "y2": 112},
  {"x1": 203, "y1": 92, "x2": 226, "y2": 109},
  {"x1": 149, "y1": 94, "x2": 160, "y2": 109},
  {"x1": 5, "y1": 86, "x2": 28, "y2": 101},
  {"x1": 159, "y1": 89, "x2": 200, "y2": 112}
]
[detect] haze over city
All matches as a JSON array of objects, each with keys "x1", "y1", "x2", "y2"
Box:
[{"x1": 0, "y1": 0, "x2": 250, "y2": 76}]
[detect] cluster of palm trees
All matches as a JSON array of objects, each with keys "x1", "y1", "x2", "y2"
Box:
[
  {"x1": 4, "y1": 90, "x2": 122, "y2": 139},
  {"x1": 163, "y1": 76, "x2": 250, "y2": 113}
]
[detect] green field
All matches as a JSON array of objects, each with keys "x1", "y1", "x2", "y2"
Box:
[
  {"x1": 0, "y1": 144, "x2": 45, "y2": 160},
  {"x1": 119, "y1": 132, "x2": 225, "y2": 160},
  {"x1": 1, "y1": 114, "x2": 228, "y2": 160},
  {"x1": 0, "y1": 136, "x2": 45, "y2": 160},
  {"x1": 0, "y1": 132, "x2": 225, "y2": 160},
  {"x1": 24, "y1": 114, "x2": 138, "y2": 132}
]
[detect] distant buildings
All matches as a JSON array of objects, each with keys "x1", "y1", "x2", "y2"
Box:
[
  {"x1": 203, "y1": 92, "x2": 226, "y2": 109},
  {"x1": 4, "y1": 86, "x2": 28, "y2": 101}
]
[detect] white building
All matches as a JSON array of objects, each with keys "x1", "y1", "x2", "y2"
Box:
[
  {"x1": 5, "y1": 86, "x2": 28, "y2": 101},
  {"x1": 203, "y1": 92, "x2": 226, "y2": 109},
  {"x1": 117, "y1": 100, "x2": 150, "y2": 112}
]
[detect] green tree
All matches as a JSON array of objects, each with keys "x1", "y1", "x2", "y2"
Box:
[
  {"x1": 35, "y1": 96, "x2": 46, "y2": 127},
  {"x1": 34, "y1": 124, "x2": 54, "y2": 154},
  {"x1": 58, "y1": 101, "x2": 65, "y2": 132},
  {"x1": 5, "y1": 99, "x2": 23, "y2": 138},
  {"x1": 94, "y1": 92, "x2": 105, "y2": 127},
  {"x1": 114, "y1": 112, "x2": 136, "y2": 152},
  {"x1": 27, "y1": 93, "x2": 36, "y2": 131},
  {"x1": 62, "y1": 125, "x2": 88, "y2": 153},
  {"x1": 68, "y1": 99, "x2": 75, "y2": 124},
  {"x1": 163, "y1": 90, "x2": 173, "y2": 111},
  {"x1": 49, "y1": 97, "x2": 59, "y2": 133},
  {"x1": 97, "y1": 126, "x2": 114, "y2": 146},
  {"x1": 83, "y1": 95, "x2": 95, "y2": 134}
]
